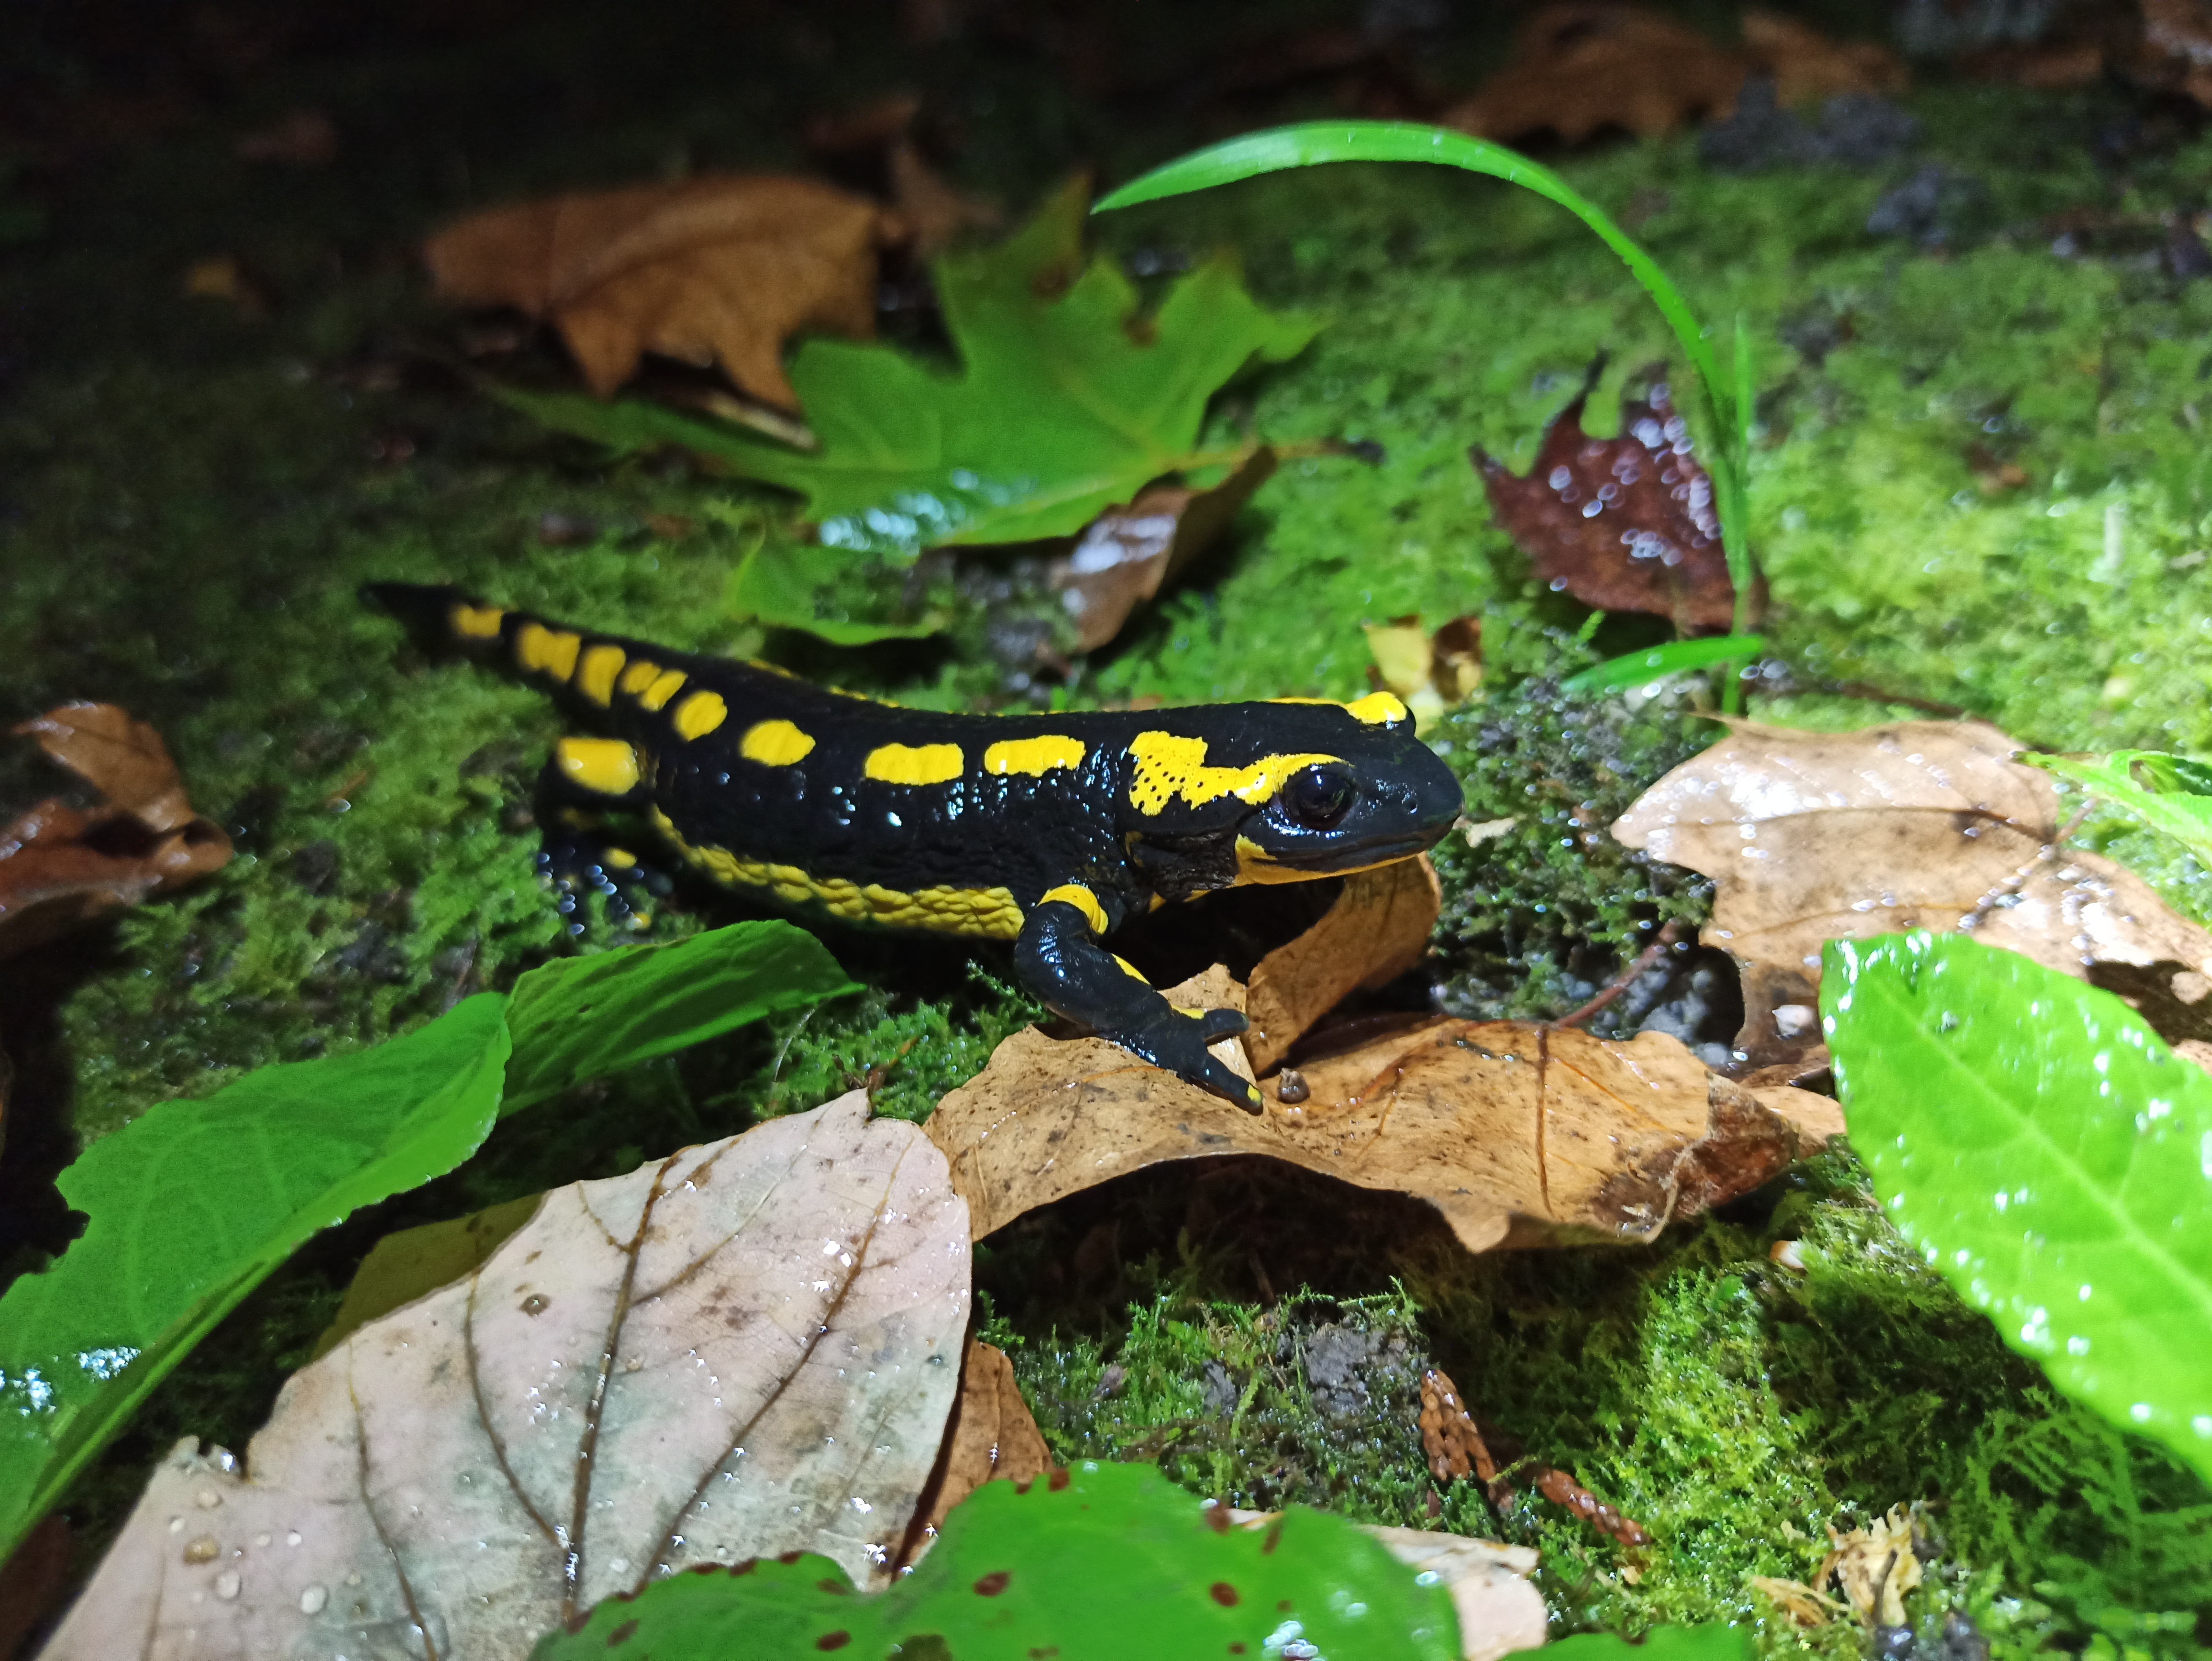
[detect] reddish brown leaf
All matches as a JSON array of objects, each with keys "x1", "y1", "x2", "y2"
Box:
[
  {"x1": 0, "y1": 705, "x2": 232, "y2": 960},
  {"x1": 1474, "y1": 372, "x2": 1753, "y2": 633},
  {"x1": 423, "y1": 175, "x2": 887, "y2": 407},
  {"x1": 1440, "y1": 5, "x2": 1747, "y2": 144}
]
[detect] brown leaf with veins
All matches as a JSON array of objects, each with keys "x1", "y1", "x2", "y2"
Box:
[
  {"x1": 1440, "y1": 4, "x2": 1747, "y2": 143},
  {"x1": 1244, "y1": 855, "x2": 1440, "y2": 1074},
  {"x1": 1475, "y1": 370, "x2": 1754, "y2": 633},
  {"x1": 0, "y1": 704, "x2": 232, "y2": 960},
  {"x1": 1611, "y1": 719, "x2": 2212, "y2": 1069},
  {"x1": 44, "y1": 1091, "x2": 969, "y2": 1660},
  {"x1": 424, "y1": 175, "x2": 887, "y2": 407},
  {"x1": 899, "y1": 1339, "x2": 1053, "y2": 1568},
  {"x1": 1046, "y1": 449, "x2": 1277, "y2": 653},
  {"x1": 927, "y1": 968, "x2": 1806, "y2": 1255}
]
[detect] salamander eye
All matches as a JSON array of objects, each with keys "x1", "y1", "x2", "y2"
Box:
[{"x1": 1279, "y1": 765, "x2": 1355, "y2": 831}]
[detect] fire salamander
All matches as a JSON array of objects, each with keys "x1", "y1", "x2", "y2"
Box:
[{"x1": 368, "y1": 584, "x2": 1464, "y2": 1111}]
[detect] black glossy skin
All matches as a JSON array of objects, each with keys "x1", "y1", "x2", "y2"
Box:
[{"x1": 368, "y1": 583, "x2": 1465, "y2": 1108}]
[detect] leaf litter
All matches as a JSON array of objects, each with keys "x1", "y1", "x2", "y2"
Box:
[
  {"x1": 1612, "y1": 719, "x2": 2212, "y2": 1071},
  {"x1": 0, "y1": 703, "x2": 232, "y2": 960},
  {"x1": 41, "y1": 1090, "x2": 970, "y2": 1660}
]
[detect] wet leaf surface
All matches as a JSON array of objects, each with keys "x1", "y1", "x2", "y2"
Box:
[
  {"x1": 425, "y1": 175, "x2": 887, "y2": 406},
  {"x1": 1475, "y1": 371, "x2": 1749, "y2": 633},
  {"x1": 42, "y1": 1091, "x2": 971, "y2": 1659},
  {"x1": 1824, "y1": 932, "x2": 2212, "y2": 1486},
  {"x1": 900, "y1": 1338, "x2": 1054, "y2": 1566},
  {"x1": 538, "y1": 1458, "x2": 1461, "y2": 1661},
  {"x1": 928, "y1": 967, "x2": 1807, "y2": 1255},
  {"x1": 0, "y1": 705, "x2": 232, "y2": 960},
  {"x1": 1612, "y1": 720, "x2": 2212, "y2": 1069}
]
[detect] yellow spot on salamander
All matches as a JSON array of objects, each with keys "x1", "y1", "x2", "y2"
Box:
[
  {"x1": 1234, "y1": 833, "x2": 1416, "y2": 887},
  {"x1": 673, "y1": 690, "x2": 728, "y2": 740},
  {"x1": 740, "y1": 719, "x2": 815, "y2": 766},
  {"x1": 555, "y1": 737, "x2": 641, "y2": 797},
  {"x1": 649, "y1": 810, "x2": 1023, "y2": 939},
  {"x1": 1040, "y1": 882, "x2": 1108, "y2": 933},
  {"x1": 865, "y1": 742, "x2": 964, "y2": 786},
  {"x1": 1345, "y1": 690, "x2": 1411, "y2": 726},
  {"x1": 984, "y1": 734, "x2": 1086, "y2": 776},
  {"x1": 1124, "y1": 731, "x2": 1338, "y2": 815},
  {"x1": 603, "y1": 847, "x2": 637, "y2": 868},
  {"x1": 619, "y1": 659, "x2": 662, "y2": 696},
  {"x1": 451, "y1": 602, "x2": 505, "y2": 639},
  {"x1": 576, "y1": 643, "x2": 626, "y2": 707},
  {"x1": 516, "y1": 621, "x2": 582, "y2": 682},
  {"x1": 639, "y1": 668, "x2": 688, "y2": 711},
  {"x1": 1114, "y1": 954, "x2": 1151, "y2": 983},
  {"x1": 1265, "y1": 696, "x2": 1334, "y2": 705}
]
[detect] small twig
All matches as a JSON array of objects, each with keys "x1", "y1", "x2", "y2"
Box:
[{"x1": 1550, "y1": 921, "x2": 1682, "y2": 1030}]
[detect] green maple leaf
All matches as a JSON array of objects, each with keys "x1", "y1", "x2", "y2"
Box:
[{"x1": 501, "y1": 178, "x2": 1320, "y2": 557}]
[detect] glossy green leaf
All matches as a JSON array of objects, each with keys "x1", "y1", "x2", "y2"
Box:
[
  {"x1": 533, "y1": 1460, "x2": 1459, "y2": 1661},
  {"x1": 501, "y1": 180, "x2": 1316, "y2": 559},
  {"x1": 2027, "y1": 750, "x2": 2212, "y2": 867},
  {"x1": 1560, "y1": 635, "x2": 1766, "y2": 694},
  {"x1": 502, "y1": 919, "x2": 855, "y2": 1115},
  {"x1": 0, "y1": 995, "x2": 512, "y2": 1563},
  {"x1": 487, "y1": 380, "x2": 773, "y2": 466},
  {"x1": 1823, "y1": 931, "x2": 2212, "y2": 1483},
  {"x1": 725, "y1": 540, "x2": 947, "y2": 645},
  {"x1": 1093, "y1": 122, "x2": 1753, "y2": 608},
  {"x1": 1550, "y1": 1628, "x2": 1756, "y2": 1661}
]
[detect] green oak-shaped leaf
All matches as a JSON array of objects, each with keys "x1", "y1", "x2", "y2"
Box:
[
  {"x1": 534, "y1": 1460, "x2": 1460, "y2": 1661},
  {"x1": 724, "y1": 540, "x2": 949, "y2": 645},
  {"x1": 1823, "y1": 931, "x2": 2212, "y2": 1482},
  {"x1": 2027, "y1": 750, "x2": 2212, "y2": 868},
  {"x1": 502, "y1": 918, "x2": 854, "y2": 1114},
  {"x1": 503, "y1": 179, "x2": 1317, "y2": 558},
  {"x1": 0, "y1": 995, "x2": 511, "y2": 1563}
]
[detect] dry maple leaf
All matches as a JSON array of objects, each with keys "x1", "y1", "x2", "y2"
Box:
[
  {"x1": 44, "y1": 1091, "x2": 969, "y2": 1659},
  {"x1": 1243, "y1": 855, "x2": 1441, "y2": 1074},
  {"x1": 1440, "y1": 4, "x2": 1747, "y2": 143},
  {"x1": 0, "y1": 704, "x2": 232, "y2": 960},
  {"x1": 927, "y1": 966, "x2": 1811, "y2": 1255},
  {"x1": 1611, "y1": 720, "x2": 2212, "y2": 1070},
  {"x1": 1474, "y1": 370, "x2": 1754, "y2": 634},
  {"x1": 424, "y1": 174, "x2": 887, "y2": 407},
  {"x1": 1046, "y1": 449, "x2": 1278, "y2": 653}
]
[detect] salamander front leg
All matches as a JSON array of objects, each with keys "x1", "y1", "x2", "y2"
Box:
[
  {"x1": 1013, "y1": 882, "x2": 1262, "y2": 1112},
  {"x1": 532, "y1": 737, "x2": 669, "y2": 933}
]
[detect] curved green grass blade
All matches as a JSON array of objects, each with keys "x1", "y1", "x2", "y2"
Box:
[
  {"x1": 502, "y1": 919, "x2": 856, "y2": 1115},
  {"x1": 2026, "y1": 750, "x2": 2212, "y2": 868},
  {"x1": 1823, "y1": 932, "x2": 2212, "y2": 1483},
  {"x1": 535, "y1": 1460, "x2": 1459, "y2": 1660},
  {"x1": 1561, "y1": 635, "x2": 1765, "y2": 694},
  {"x1": 0, "y1": 995, "x2": 513, "y2": 1562}
]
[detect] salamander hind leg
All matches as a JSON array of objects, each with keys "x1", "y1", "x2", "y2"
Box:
[
  {"x1": 532, "y1": 741, "x2": 670, "y2": 934},
  {"x1": 1014, "y1": 883, "x2": 1262, "y2": 1113}
]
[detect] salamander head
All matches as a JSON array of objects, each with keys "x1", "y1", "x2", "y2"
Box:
[{"x1": 1118, "y1": 692, "x2": 1464, "y2": 896}]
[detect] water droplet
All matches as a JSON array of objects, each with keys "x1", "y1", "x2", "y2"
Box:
[
  {"x1": 299, "y1": 1583, "x2": 328, "y2": 1616},
  {"x1": 214, "y1": 1569, "x2": 241, "y2": 1601},
  {"x1": 285, "y1": 1531, "x2": 302, "y2": 1548},
  {"x1": 183, "y1": 1536, "x2": 219, "y2": 1565}
]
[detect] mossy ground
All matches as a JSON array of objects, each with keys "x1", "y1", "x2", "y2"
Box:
[{"x1": 4, "y1": 0, "x2": 2211, "y2": 1649}]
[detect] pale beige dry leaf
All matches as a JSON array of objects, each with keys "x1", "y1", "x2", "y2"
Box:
[
  {"x1": 1819, "y1": 1504, "x2": 1923, "y2": 1626},
  {"x1": 1046, "y1": 449, "x2": 1276, "y2": 653},
  {"x1": 44, "y1": 1092, "x2": 969, "y2": 1660},
  {"x1": 1611, "y1": 719, "x2": 2212, "y2": 1068},
  {"x1": 1222, "y1": 1509, "x2": 1544, "y2": 1661},
  {"x1": 424, "y1": 175, "x2": 886, "y2": 406},
  {"x1": 927, "y1": 970, "x2": 1803, "y2": 1254},
  {"x1": 1244, "y1": 855, "x2": 1441, "y2": 1074},
  {"x1": 1749, "y1": 1573, "x2": 1845, "y2": 1627}
]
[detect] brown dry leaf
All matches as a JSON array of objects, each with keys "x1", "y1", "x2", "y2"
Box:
[
  {"x1": 1244, "y1": 855, "x2": 1441, "y2": 1074},
  {"x1": 1819, "y1": 1504, "x2": 1924, "y2": 1626},
  {"x1": 2143, "y1": 0, "x2": 2212, "y2": 107},
  {"x1": 1474, "y1": 371, "x2": 1754, "y2": 633},
  {"x1": 1749, "y1": 1574, "x2": 1845, "y2": 1627},
  {"x1": 1364, "y1": 616, "x2": 1484, "y2": 729},
  {"x1": 888, "y1": 139, "x2": 1002, "y2": 259},
  {"x1": 901, "y1": 1338, "x2": 1053, "y2": 1567},
  {"x1": 1441, "y1": 4, "x2": 1747, "y2": 143},
  {"x1": 0, "y1": 1514, "x2": 70, "y2": 1661},
  {"x1": 928, "y1": 967, "x2": 1805, "y2": 1254},
  {"x1": 1741, "y1": 11, "x2": 1907, "y2": 105},
  {"x1": 44, "y1": 1091, "x2": 970, "y2": 1660},
  {"x1": 1611, "y1": 719, "x2": 2212, "y2": 1069},
  {"x1": 424, "y1": 175, "x2": 887, "y2": 407},
  {"x1": 1046, "y1": 450, "x2": 1276, "y2": 653},
  {"x1": 0, "y1": 704, "x2": 232, "y2": 960}
]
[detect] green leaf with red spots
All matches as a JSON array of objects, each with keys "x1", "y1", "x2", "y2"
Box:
[{"x1": 532, "y1": 1459, "x2": 1460, "y2": 1661}]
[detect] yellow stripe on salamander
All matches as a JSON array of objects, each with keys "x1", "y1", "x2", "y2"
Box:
[
  {"x1": 740, "y1": 719, "x2": 816, "y2": 766},
  {"x1": 984, "y1": 734, "x2": 1086, "y2": 775},
  {"x1": 576, "y1": 643, "x2": 626, "y2": 706},
  {"x1": 1124, "y1": 732, "x2": 1338, "y2": 815},
  {"x1": 452, "y1": 602, "x2": 506, "y2": 639},
  {"x1": 516, "y1": 621, "x2": 582, "y2": 681},
  {"x1": 1040, "y1": 882, "x2": 1109, "y2": 933},
  {"x1": 865, "y1": 742, "x2": 964, "y2": 786},
  {"x1": 673, "y1": 690, "x2": 728, "y2": 740}
]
